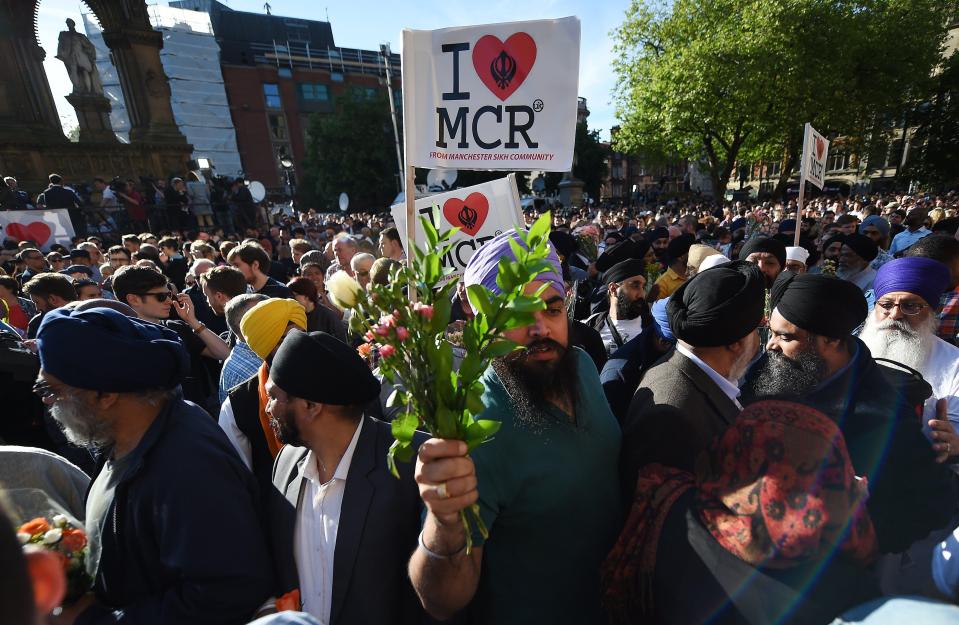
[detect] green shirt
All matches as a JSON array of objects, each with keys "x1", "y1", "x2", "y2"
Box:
[{"x1": 467, "y1": 348, "x2": 622, "y2": 625}]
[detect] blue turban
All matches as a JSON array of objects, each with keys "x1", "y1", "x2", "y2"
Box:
[
  {"x1": 874, "y1": 257, "x2": 950, "y2": 307},
  {"x1": 650, "y1": 297, "x2": 675, "y2": 343},
  {"x1": 860, "y1": 215, "x2": 890, "y2": 239},
  {"x1": 38, "y1": 307, "x2": 189, "y2": 392},
  {"x1": 778, "y1": 219, "x2": 797, "y2": 233},
  {"x1": 463, "y1": 229, "x2": 564, "y2": 311}
]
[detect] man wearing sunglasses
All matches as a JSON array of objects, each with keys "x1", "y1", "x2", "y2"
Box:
[
  {"x1": 112, "y1": 266, "x2": 230, "y2": 415},
  {"x1": 861, "y1": 257, "x2": 959, "y2": 450}
]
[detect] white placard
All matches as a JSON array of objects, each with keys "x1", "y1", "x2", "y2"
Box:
[
  {"x1": 390, "y1": 175, "x2": 524, "y2": 281},
  {"x1": 800, "y1": 123, "x2": 830, "y2": 190},
  {"x1": 402, "y1": 17, "x2": 580, "y2": 172},
  {"x1": 0, "y1": 209, "x2": 76, "y2": 251}
]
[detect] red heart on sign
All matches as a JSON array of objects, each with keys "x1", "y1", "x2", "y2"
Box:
[
  {"x1": 472, "y1": 33, "x2": 537, "y2": 101},
  {"x1": 443, "y1": 193, "x2": 490, "y2": 236},
  {"x1": 6, "y1": 221, "x2": 52, "y2": 246},
  {"x1": 815, "y1": 136, "x2": 825, "y2": 160}
]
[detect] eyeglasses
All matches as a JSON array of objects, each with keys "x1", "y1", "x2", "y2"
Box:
[
  {"x1": 137, "y1": 291, "x2": 173, "y2": 302},
  {"x1": 876, "y1": 300, "x2": 927, "y2": 316}
]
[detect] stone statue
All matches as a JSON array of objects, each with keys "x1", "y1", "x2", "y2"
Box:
[{"x1": 55, "y1": 18, "x2": 103, "y2": 95}]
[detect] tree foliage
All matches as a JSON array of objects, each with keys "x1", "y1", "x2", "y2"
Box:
[
  {"x1": 611, "y1": 0, "x2": 952, "y2": 202},
  {"x1": 902, "y1": 50, "x2": 959, "y2": 190},
  {"x1": 543, "y1": 121, "x2": 610, "y2": 198},
  {"x1": 301, "y1": 94, "x2": 400, "y2": 212}
]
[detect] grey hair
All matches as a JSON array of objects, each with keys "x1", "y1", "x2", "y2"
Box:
[{"x1": 224, "y1": 293, "x2": 268, "y2": 337}]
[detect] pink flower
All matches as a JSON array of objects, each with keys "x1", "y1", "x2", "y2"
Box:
[
  {"x1": 364, "y1": 331, "x2": 375, "y2": 342},
  {"x1": 392, "y1": 309, "x2": 402, "y2": 320},
  {"x1": 379, "y1": 315, "x2": 396, "y2": 328},
  {"x1": 414, "y1": 303, "x2": 434, "y2": 320},
  {"x1": 379, "y1": 344, "x2": 396, "y2": 358},
  {"x1": 395, "y1": 326, "x2": 409, "y2": 341},
  {"x1": 375, "y1": 324, "x2": 389, "y2": 337}
]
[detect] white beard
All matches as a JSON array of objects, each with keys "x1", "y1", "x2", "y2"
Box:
[{"x1": 860, "y1": 313, "x2": 939, "y2": 375}]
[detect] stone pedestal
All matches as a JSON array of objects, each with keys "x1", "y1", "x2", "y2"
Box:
[
  {"x1": 66, "y1": 92, "x2": 118, "y2": 143},
  {"x1": 558, "y1": 173, "x2": 585, "y2": 209}
]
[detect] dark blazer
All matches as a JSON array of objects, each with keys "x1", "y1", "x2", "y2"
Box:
[
  {"x1": 269, "y1": 416, "x2": 426, "y2": 625},
  {"x1": 620, "y1": 348, "x2": 740, "y2": 501}
]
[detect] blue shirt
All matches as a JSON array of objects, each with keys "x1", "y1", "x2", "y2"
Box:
[
  {"x1": 219, "y1": 341, "x2": 262, "y2": 404},
  {"x1": 889, "y1": 227, "x2": 932, "y2": 255}
]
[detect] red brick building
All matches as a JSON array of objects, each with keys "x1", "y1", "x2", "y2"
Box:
[{"x1": 172, "y1": 0, "x2": 401, "y2": 191}]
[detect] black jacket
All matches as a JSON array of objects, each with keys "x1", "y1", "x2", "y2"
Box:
[
  {"x1": 37, "y1": 185, "x2": 81, "y2": 210},
  {"x1": 600, "y1": 327, "x2": 665, "y2": 424},
  {"x1": 161, "y1": 256, "x2": 188, "y2": 291},
  {"x1": 76, "y1": 398, "x2": 273, "y2": 625},
  {"x1": 229, "y1": 375, "x2": 275, "y2": 499},
  {"x1": 268, "y1": 416, "x2": 426, "y2": 625},
  {"x1": 743, "y1": 339, "x2": 959, "y2": 553}
]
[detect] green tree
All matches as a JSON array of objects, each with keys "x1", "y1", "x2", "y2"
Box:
[
  {"x1": 611, "y1": 0, "x2": 951, "y2": 203},
  {"x1": 902, "y1": 50, "x2": 959, "y2": 190},
  {"x1": 301, "y1": 94, "x2": 400, "y2": 212}
]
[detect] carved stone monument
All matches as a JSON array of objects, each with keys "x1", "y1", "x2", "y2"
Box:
[{"x1": 56, "y1": 18, "x2": 116, "y2": 143}]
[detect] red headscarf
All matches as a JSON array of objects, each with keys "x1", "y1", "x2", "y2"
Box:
[{"x1": 603, "y1": 400, "x2": 877, "y2": 621}]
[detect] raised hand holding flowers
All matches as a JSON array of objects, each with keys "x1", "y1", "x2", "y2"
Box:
[{"x1": 342, "y1": 213, "x2": 556, "y2": 551}]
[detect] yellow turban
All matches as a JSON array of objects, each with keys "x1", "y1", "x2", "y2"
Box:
[
  {"x1": 687, "y1": 244, "x2": 721, "y2": 273},
  {"x1": 240, "y1": 298, "x2": 307, "y2": 359}
]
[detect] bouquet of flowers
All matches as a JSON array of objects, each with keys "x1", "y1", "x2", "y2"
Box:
[
  {"x1": 17, "y1": 514, "x2": 92, "y2": 602},
  {"x1": 328, "y1": 213, "x2": 555, "y2": 551},
  {"x1": 819, "y1": 259, "x2": 838, "y2": 276},
  {"x1": 573, "y1": 224, "x2": 601, "y2": 262},
  {"x1": 645, "y1": 262, "x2": 663, "y2": 296}
]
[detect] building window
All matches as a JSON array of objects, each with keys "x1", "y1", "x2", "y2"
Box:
[
  {"x1": 330, "y1": 72, "x2": 344, "y2": 82},
  {"x1": 300, "y1": 83, "x2": 330, "y2": 101},
  {"x1": 278, "y1": 67, "x2": 293, "y2": 78},
  {"x1": 268, "y1": 114, "x2": 289, "y2": 142},
  {"x1": 263, "y1": 83, "x2": 282, "y2": 109},
  {"x1": 828, "y1": 151, "x2": 849, "y2": 172}
]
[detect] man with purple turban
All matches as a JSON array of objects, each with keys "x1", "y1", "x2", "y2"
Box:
[
  {"x1": 860, "y1": 257, "x2": 959, "y2": 454},
  {"x1": 407, "y1": 230, "x2": 622, "y2": 624}
]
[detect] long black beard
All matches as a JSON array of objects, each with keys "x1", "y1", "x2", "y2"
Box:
[
  {"x1": 616, "y1": 287, "x2": 649, "y2": 321},
  {"x1": 750, "y1": 347, "x2": 828, "y2": 399},
  {"x1": 491, "y1": 339, "x2": 580, "y2": 429}
]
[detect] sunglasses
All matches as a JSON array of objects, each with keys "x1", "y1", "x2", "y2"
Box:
[{"x1": 138, "y1": 291, "x2": 174, "y2": 302}]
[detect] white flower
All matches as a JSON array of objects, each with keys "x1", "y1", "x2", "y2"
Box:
[
  {"x1": 17, "y1": 532, "x2": 31, "y2": 545},
  {"x1": 326, "y1": 271, "x2": 365, "y2": 310},
  {"x1": 42, "y1": 528, "x2": 62, "y2": 545},
  {"x1": 52, "y1": 514, "x2": 68, "y2": 528}
]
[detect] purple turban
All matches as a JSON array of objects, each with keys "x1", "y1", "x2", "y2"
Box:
[
  {"x1": 463, "y1": 229, "x2": 564, "y2": 311},
  {"x1": 874, "y1": 257, "x2": 950, "y2": 307}
]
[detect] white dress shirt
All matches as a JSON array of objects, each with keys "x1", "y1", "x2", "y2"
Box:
[
  {"x1": 598, "y1": 315, "x2": 644, "y2": 355},
  {"x1": 295, "y1": 419, "x2": 363, "y2": 624},
  {"x1": 676, "y1": 343, "x2": 743, "y2": 409},
  {"x1": 919, "y1": 336, "x2": 959, "y2": 435},
  {"x1": 217, "y1": 398, "x2": 253, "y2": 471}
]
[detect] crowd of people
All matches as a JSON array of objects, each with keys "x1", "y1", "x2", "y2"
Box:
[{"x1": 2, "y1": 184, "x2": 959, "y2": 625}]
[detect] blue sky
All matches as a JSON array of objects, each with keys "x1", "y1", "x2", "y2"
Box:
[{"x1": 37, "y1": 0, "x2": 629, "y2": 139}]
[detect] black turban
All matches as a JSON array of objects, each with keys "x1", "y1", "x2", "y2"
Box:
[
  {"x1": 603, "y1": 259, "x2": 647, "y2": 285},
  {"x1": 841, "y1": 234, "x2": 878, "y2": 263},
  {"x1": 822, "y1": 234, "x2": 845, "y2": 255},
  {"x1": 647, "y1": 227, "x2": 669, "y2": 243},
  {"x1": 667, "y1": 260, "x2": 766, "y2": 347},
  {"x1": 549, "y1": 231, "x2": 579, "y2": 260},
  {"x1": 738, "y1": 236, "x2": 787, "y2": 269},
  {"x1": 666, "y1": 234, "x2": 695, "y2": 264},
  {"x1": 769, "y1": 272, "x2": 867, "y2": 339},
  {"x1": 271, "y1": 330, "x2": 380, "y2": 404},
  {"x1": 597, "y1": 239, "x2": 648, "y2": 273}
]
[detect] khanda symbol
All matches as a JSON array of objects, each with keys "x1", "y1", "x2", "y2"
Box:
[
  {"x1": 458, "y1": 202, "x2": 479, "y2": 231},
  {"x1": 490, "y1": 50, "x2": 517, "y2": 90}
]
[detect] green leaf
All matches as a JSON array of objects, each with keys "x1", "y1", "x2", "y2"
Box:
[
  {"x1": 431, "y1": 284, "x2": 454, "y2": 335},
  {"x1": 465, "y1": 387, "x2": 486, "y2": 415},
  {"x1": 483, "y1": 338, "x2": 519, "y2": 359},
  {"x1": 508, "y1": 296, "x2": 547, "y2": 313},
  {"x1": 391, "y1": 411, "x2": 418, "y2": 443},
  {"x1": 387, "y1": 439, "x2": 416, "y2": 478},
  {"x1": 528, "y1": 211, "x2": 551, "y2": 245},
  {"x1": 458, "y1": 352, "x2": 485, "y2": 382},
  {"x1": 466, "y1": 419, "x2": 501, "y2": 451},
  {"x1": 466, "y1": 285, "x2": 496, "y2": 319},
  {"x1": 421, "y1": 215, "x2": 439, "y2": 250}
]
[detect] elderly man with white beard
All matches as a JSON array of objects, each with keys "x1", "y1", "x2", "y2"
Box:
[{"x1": 860, "y1": 257, "x2": 959, "y2": 460}]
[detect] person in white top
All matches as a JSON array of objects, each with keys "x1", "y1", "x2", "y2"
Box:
[
  {"x1": 784, "y1": 246, "x2": 810, "y2": 274},
  {"x1": 860, "y1": 256, "x2": 959, "y2": 463},
  {"x1": 265, "y1": 330, "x2": 425, "y2": 625},
  {"x1": 588, "y1": 258, "x2": 649, "y2": 355}
]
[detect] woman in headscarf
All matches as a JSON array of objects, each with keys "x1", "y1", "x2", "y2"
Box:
[{"x1": 604, "y1": 400, "x2": 880, "y2": 625}]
